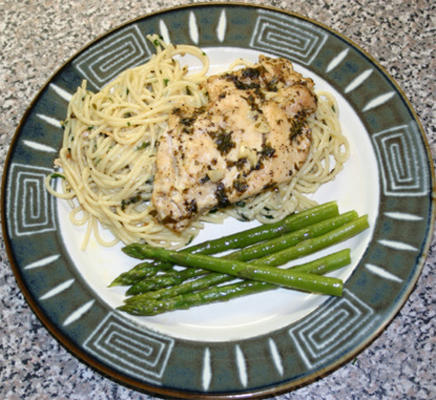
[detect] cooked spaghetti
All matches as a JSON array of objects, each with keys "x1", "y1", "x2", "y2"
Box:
[{"x1": 46, "y1": 37, "x2": 349, "y2": 249}]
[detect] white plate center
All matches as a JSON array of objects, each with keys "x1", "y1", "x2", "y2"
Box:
[{"x1": 58, "y1": 47, "x2": 379, "y2": 342}]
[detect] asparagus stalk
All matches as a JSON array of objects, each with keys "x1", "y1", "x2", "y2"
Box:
[
  {"x1": 118, "y1": 281, "x2": 272, "y2": 316},
  {"x1": 120, "y1": 215, "x2": 367, "y2": 298},
  {"x1": 110, "y1": 262, "x2": 175, "y2": 284},
  {"x1": 126, "y1": 211, "x2": 358, "y2": 295},
  {"x1": 225, "y1": 210, "x2": 358, "y2": 261},
  {"x1": 125, "y1": 249, "x2": 351, "y2": 303},
  {"x1": 118, "y1": 250, "x2": 351, "y2": 316},
  {"x1": 111, "y1": 201, "x2": 339, "y2": 286},
  {"x1": 118, "y1": 215, "x2": 369, "y2": 316},
  {"x1": 127, "y1": 267, "x2": 206, "y2": 294},
  {"x1": 119, "y1": 243, "x2": 345, "y2": 295},
  {"x1": 118, "y1": 262, "x2": 169, "y2": 281},
  {"x1": 258, "y1": 215, "x2": 368, "y2": 266}
]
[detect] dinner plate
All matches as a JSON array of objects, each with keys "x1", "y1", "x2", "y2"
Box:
[{"x1": 2, "y1": 3, "x2": 434, "y2": 398}]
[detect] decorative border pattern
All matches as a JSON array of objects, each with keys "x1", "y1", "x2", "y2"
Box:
[
  {"x1": 6, "y1": 163, "x2": 56, "y2": 238},
  {"x1": 372, "y1": 124, "x2": 429, "y2": 196},
  {"x1": 249, "y1": 10, "x2": 328, "y2": 65},
  {"x1": 73, "y1": 25, "x2": 152, "y2": 89},
  {"x1": 288, "y1": 290, "x2": 374, "y2": 369},
  {"x1": 84, "y1": 313, "x2": 175, "y2": 384}
]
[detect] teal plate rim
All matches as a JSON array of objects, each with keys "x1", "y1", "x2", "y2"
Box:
[{"x1": 2, "y1": 3, "x2": 435, "y2": 398}]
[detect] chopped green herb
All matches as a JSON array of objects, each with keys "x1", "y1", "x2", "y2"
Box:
[
  {"x1": 289, "y1": 118, "x2": 304, "y2": 140},
  {"x1": 199, "y1": 175, "x2": 210, "y2": 184},
  {"x1": 185, "y1": 86, "x2": 192, "y2": 95},
  {"x1": 215, "y1": 131, "x2": 235, "y2": 155},
  {"x1": 163, "y1": 78, "x2": 169, "y2": 86},
  {"x1": 50, "y1": 173, "x2": 65, "y2": 180},
  {"x1": 121, "y1": 195, "x2": 141, "y2": 211},
  {"x1": 186, "y1": 199, "x2": 198, "y2": 214},
  {"x1": 180, "y1": 117, "x2": 196, "y2": 126},
  {"x1": 260, "y1": 143, "x2": 275, "y2": 158},
  {"x1": 233, "y1": 178, "x2": 248, "y2": 193},
  {"x1": 215, "y1": 183, "x2": 230, "y2": 208},
  {"x1": 136, "y1": 141, "x2": 151, "y2": 150},
  {"x1": 237, "y1": 213, "x2": 249, "y2": 222}
]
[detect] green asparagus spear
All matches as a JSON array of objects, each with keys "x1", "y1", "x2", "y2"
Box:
[
  {"x1": 125, "y1": 249, "x2": 351, "y2": 303},
  {"x1": 118, "y1": 250, "x2": 351, "y2": 315},
  {"x1": 121, "y1": 215, "x2": 368, "y2": 300},
  {"x1": 126, "y1": 267, "x2": 206, "y2": 294},
  {"x1": 225, "y1": 210, "x2": 358, "y2": 261},
  {"x1": 118, "y1": 262, "x2": 170, "y2": 282},
  {"x1": 111, "y1": 201, "x2": 339, "y2": 286},
  {"x1": 126, "y1": 211, "x2": 357, "y2": 295},
  {"x1": 259, "y1": 215, "x2": 368, "y2": 266},
  {"x1": 120, "y1": 242, "x2": 344, "y2": 295},
  {"x1": 118, "y1": 281, "x2": 267, "y2": 316},
  {"x1": 119, "y1": 215, "x2": 369, "y2": 315},
  {"x1": 122, "y1": 215, "x2": 367, "y2": 301},
  {"x1": 117, "y1": 213, "x2": 370, "y2": 316},
  {"x1": 119, "y1": 270, "x2": 343, "y2": 316}
]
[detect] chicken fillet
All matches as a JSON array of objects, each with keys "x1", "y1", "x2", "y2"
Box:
[{"x1": 152, "y1": 55, "x2": 317, "y2": 231}]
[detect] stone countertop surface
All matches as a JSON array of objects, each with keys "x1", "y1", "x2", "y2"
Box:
[{"x1": 0, "y1": 0, "x2": 434, "y2": 399}]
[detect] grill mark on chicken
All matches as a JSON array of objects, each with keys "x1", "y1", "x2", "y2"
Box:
[{"x1": 152, "y1": 55, "x2": 317, "y2": 231}]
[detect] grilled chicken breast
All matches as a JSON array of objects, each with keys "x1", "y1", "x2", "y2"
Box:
[{"x1": 152, "y1": 55, "x2": 317, "y2": 231}]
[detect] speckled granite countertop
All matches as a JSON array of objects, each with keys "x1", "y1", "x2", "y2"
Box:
[{"x1": 0, "y1": 0, "x2": 434, "y2": 399}]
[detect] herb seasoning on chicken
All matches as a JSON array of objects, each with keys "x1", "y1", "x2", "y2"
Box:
[{"x1": 152, "y1": 55, "x2": 317, "y2": 231}]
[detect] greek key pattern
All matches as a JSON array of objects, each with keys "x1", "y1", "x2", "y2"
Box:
[
  {"x1": 288, "y1": 290, "x2": 374, "y2": 368},
  {"x1": 249, "y1": 10, "x2": 328, "y2": 65},
  {"x1": 6, "y1": 163, "x2": 56, "y2": 238},
  {"x1": 83, "y1": 313, "x2": 175, "y2": 384},
  {"x1": 73, "y1": 24, "x2": 152, "y2": 89},
  {"x1": 372, "y1": 123, "x2": 429, "y2": 196}
]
